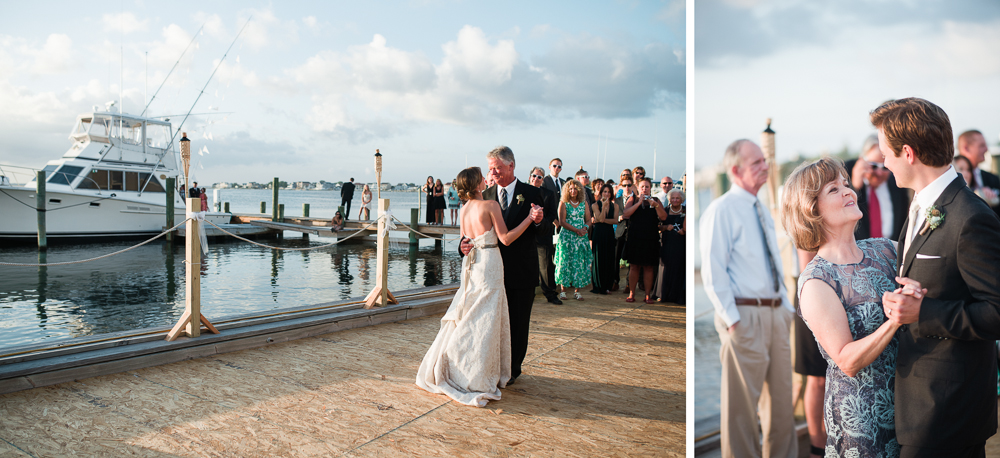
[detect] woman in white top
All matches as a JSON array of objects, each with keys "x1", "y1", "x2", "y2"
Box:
[{"x1": 358, "y1": 184, "x2": 373, "y2": 220}]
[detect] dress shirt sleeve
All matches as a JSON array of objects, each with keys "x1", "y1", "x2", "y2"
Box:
[{"x1": 700, "y1": 201, "x2": 741, "y2": 327}]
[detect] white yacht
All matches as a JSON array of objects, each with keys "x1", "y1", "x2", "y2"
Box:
[{"x1": 0, "y1": 110, "x2": 230, "y2": 241}]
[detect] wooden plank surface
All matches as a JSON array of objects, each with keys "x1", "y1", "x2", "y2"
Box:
[{"x1": 0, "y1": 285, "x2": 685, "y2": 457}]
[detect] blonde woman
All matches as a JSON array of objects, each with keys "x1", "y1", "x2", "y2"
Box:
[
  {"x1": 358, "y1": 184, "x2": 373, "y2": 220},
  {"x1": 783, "y1": 157, "x2": 914, "y2": 457},
  {"x1": 416, "y1": 167, "x2": 542, "y2": 407},
  {"x1": 554, "y1": 179, "x2": 593, "y2": 300}
]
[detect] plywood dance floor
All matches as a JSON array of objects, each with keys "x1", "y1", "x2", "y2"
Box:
[{"x1": 0, "y1": 292, "x2": 685, "y2": 457}]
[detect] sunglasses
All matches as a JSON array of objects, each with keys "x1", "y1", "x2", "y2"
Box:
[
  {"x1": 530, "y1": 174, "x2": 544, "y2": 179},
  {"x1": 621, "y1": 182, "x2": 633, "y2": 187},
  {"x1": 551, "y1": 164, "x2": 562, "y2": 169},
  {"x1": 662, "y1": 182, "x2": 673, "y2": 187},
  {"x1": 579, "y1": 175, "x2": 589, "y2": 179},
  {"x1": 868, "y1": 161, "x2": 887, "y2": 170}
]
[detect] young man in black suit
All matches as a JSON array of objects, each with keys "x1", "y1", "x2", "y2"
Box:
[
  {"x1": 340, "y1": 178, "x2": 356, "y2": 219},
  {"x1": 846, "y1": 134, "x2": 912, "y2": 240},
  {"x1": 542, "y1": 158, "x2": 564, "y2": 201},
  {"x1": 461, "y1": 146, "x2": 545, "y2": 383},
  {"x1": 877, "y1": 98, "x2": 1000, "y2": 458}
]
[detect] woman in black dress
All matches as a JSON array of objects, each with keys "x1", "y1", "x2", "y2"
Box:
[
  {"x1": 654, "y1": 189, "x2": 685, "y2": 304},
  {"x1": 590, "y1": 184, "x2": 619, "y2": 294},
  {"x1": 433, "y1": 178, "x2": 446, "y2": 225},
  {"x1": 423, "y1": 176, "x2": 435, "y2": 224},
  {"x1": 621, "y1": 178, "x2": 666, "y2": 303}
]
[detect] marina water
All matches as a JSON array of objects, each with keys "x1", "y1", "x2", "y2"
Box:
[{"x1": 0, "y1": 189, "x2": 461, "y2": 351}]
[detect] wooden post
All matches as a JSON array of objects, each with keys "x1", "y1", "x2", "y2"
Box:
[
  {"x1": 338, "y1": 205, "x2": 345, "y2": 219},
  {"x1": 409, "y1": 207, "x2": 419, "y2": 246},
  {"x1": 303, "y1": 203, "x2": 310, "y2": 218},
  {"x1": 166, "y1": 177, "x2": 175, "y2": 243},
  {"x1": 271, "y1": 177, "x2": 279, "y2": 222},
  {"x1": 279, "y1": 204, "x2": 285, "y2": 221},
  {"x1": 223, "y1": 202, "x2": 230, "y2": 213},
  {"x1": 36, "y1": 170, "x2": 46, "y2": 251},
  {"x1": 165, "y1": 197, "x2": 219, "y2": 341},
  {"x1": 364, "y1": 198, "x2": 398, "y2": 309},
  {"x1": 260, "y1": 201, "x2": 266, "y2": 214}
]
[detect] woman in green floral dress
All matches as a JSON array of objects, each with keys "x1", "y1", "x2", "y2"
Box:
[{"x1": 555, "y1": 179, "x2": 593, "y2": 300}]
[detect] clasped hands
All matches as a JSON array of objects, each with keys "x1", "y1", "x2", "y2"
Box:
[
  {"x1": 882, "y1": 276, "x2": 927, "y2": 325},
  {"x1": 460, "y1": 204, "x2": 543, "y2": 256}
]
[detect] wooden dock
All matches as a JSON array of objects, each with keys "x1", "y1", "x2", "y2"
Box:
[{"x1": 0, "y1": 284, "x2": 685, "y2": 456}]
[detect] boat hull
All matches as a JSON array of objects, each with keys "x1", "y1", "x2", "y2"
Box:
[{"x1": 0, "y1": 186, "x2": 229, "y2": 240}]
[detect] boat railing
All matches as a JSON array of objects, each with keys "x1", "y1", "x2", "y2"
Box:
[{"x1": 0, "y1": 164, "x2": 43, "y2": 186}]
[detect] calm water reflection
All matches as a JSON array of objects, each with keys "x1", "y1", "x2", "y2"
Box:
[{"x1": 0, "y1": 236, "x2": 461, "y2": 350}]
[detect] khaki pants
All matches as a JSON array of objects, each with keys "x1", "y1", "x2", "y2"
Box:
[{"x1": 715, "y1": 305, "x2": 797, "y2": 458}]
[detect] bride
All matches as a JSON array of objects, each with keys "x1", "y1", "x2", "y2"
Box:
[{"x1": 415, "y1": 166, "x2": 542, "y2": 407}]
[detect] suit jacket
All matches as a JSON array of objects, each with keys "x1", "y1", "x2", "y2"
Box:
[
  {"x1": 895, "y1": 176, "x2": 1000, "y2": 448},
  {"x1": 340, "y1": 182, "x2": 355, "y2": 199},
  {"x1": 978, "y1": 169, "x2": 1000, "y2": 219},
  {"x1": 846, "y1": 159, "x2": 911, "y2": 240},
  {"x1": 542, "y1": 176, "x2": 563, "y2": 201},
  {"x1": 535, "y1": 186, "x2": 558, "y2": 246},
  {"x1": 583, "y1": 186, "x2": 595, "y2": 210},
  {"x1": 483, "y1": 180, "x2": 542, "y2": 289}
]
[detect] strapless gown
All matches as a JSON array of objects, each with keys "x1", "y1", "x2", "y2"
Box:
[{"x1": 415, "y1": 228, "x2": 511, "y2": 407}]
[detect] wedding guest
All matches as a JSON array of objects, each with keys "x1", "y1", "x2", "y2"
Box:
[
  {"x1": 574, "y1": 167, "x2": 595, "y2": 209},
  {"x1": 792, "y1": 248, "x2": 826, "y2": 458},
  {"x1": 847, "y1": 134, "x2": 910, "y2": 240},
  {"x1": 446, "y1": 181, "x2": 461, "y2": 225},
  {"x1": 652, "y1": 176, "x2": 673, "y2": 200},
  {"x1": 632, "y1": 166, "x2": 646, "y2": 185},
  {"x1": 590, "y1": 183, "x2": 619, "y2": 294},
  {"x1": 422, "y1": 176, "x2": 436, "y2": 225},
  {"x1": 188, "y1": 181, "x2": 201, "y2": 200},
  {"x1": 200, "y1": 187, "x2": 208, "y2": 211},
  {"x1": 654, "y1": 188, "x2": 685, "y2": 304},
  {"x1": 529, "y1": 166, "x2": 562, "y2": 305},
  {"x1": 784, "y1": 156, "x2": 902, "y2": 456},
  {"x1": 543, "y1": 158, "x2": 565, "y2": 202},
  {"x1": 331, "y1": 211, "x2": 345, "y2": 231},
  {"x1": 954, "y1": 154, "x2": 974, "y2": 186},
  {"x1": 591, "y1": 178, "x2": 605, "y2": 199},
  {"x1": 341, "y1": 178, "x2": 356, "y2": 220},
  {"x1": 358, "y1": 184, "x2": 373, "y2": 220},
  {"x1": 957, "y1": 129, "x2": 1000, "y2": 215},
  {"x1": 700, "y1": 139, "x2": 797, "y2": 458},
  {"x1": 622, "y1": 178, "x2": 666, "y2": 303},
  {"x1": 615, "y1": 174, "x2": 637, "y2": 293},
  {"x1": 434, "y1": 178, "x2": 446, "y2": 225},
  {"x1": 554, "y1": 179, "x2": 592, "y2": 300},
  {"x1": 615, "y1": 169, "x2": 633, "y2": 198}
]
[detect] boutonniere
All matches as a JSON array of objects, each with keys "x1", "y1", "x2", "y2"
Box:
[
  {"x1": 516, "y1": 194, "x2": 524, "y2": 205},
  {"x1": 919, "y1": 206, "x2": 945, "y2": 235}
]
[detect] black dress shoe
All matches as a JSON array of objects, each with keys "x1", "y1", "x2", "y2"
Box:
[
  {"x1": 548, "y1": 297, "x2": 563, "y2": 305},
  {"x1": 507, "y1": 376, "x2": 517, "y2": 385}
]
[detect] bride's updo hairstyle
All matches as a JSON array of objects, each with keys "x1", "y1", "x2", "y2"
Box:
[
  {"x1": 454, "y1": 167, "x2": 484, "y2": 202},
  {"x1": 780, "y1": 156, "x2": 852, "y2": 252}
]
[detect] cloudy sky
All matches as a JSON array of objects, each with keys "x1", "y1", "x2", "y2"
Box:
[
  {"x1": 0, "y1": 0, "x2": 684, "y2": 186},
  {"x1": 695, "y1": 0, "x2": 1000, "y2": 170}
]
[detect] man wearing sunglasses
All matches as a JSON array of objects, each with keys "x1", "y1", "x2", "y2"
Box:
[
  {"x1": 529, "y1": 167, "x2": 562, "y2": 305},
  {"x1": 543, "y1": 158, "x2": 565, "y2": 201},
  {"x1": 847, "y1": 134, "x2": 911, "y2": 240}
]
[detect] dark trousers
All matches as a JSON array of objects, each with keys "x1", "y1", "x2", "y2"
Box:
[
  {"x1": 899, "y1": 444, "x2": 985, "y2": 458},
  {"x1": 537, "y1": 242, "x2": 557, "y2": 300},
  {"x1": 506, "y1": 287, "x2": 535, "y2": 379},
  {"x1": 341, "y1": 197, "x2": 352, "y2": 219}
]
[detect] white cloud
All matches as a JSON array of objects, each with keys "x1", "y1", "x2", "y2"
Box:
[
  {"x1": 193, "y1": 12, "x2": 228, "y2": 40},
  {"x1": 438, "y1": 26, "x2": 519, "y2": 89},
  {"x1": 925, "y1": 20, "x2": 1000, "y2": 78},
  {"x1": 303, "y1": 16, "x2": 318, "y2": 29},
  {"x1": 241, "y1": 8, "x2": 298, "y2": 50},
  {"x1": 348, "y1": 34, "x2": 435, "y2": 93},
  {"x1": 147, "y1": 24, "x2": 196, "y2": 73},
  {"x1": 29, "y1": 34, "x2": 74, "y2": 75},
  {"x1": 102, "y1": 12, "x2": 150, "y2": 35}
]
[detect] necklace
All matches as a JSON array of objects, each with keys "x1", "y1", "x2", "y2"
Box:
[{"x1": 669, "y1": 205, "x2": 683, "y2": 213}]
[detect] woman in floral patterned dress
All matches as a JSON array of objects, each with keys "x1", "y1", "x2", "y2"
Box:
[
  {"x1": 554, "y1": 179, "x2": 593, "y2": 301},
  {"x1": 782, "y1": 157, "x2": 918, "y2": 458}
]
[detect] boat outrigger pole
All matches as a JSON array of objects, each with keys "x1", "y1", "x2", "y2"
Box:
[{"x1": 140, "y1": 23, "x2": 205, "y2": 117}]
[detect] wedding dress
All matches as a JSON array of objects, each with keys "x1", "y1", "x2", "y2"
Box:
[{"x1": 415, "y1": 228, "x2": 511, "y2": 407}]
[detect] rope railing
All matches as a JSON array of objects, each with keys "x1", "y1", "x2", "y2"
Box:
[
  {"x1": 389, "y1": 215, "x2": 462, "y2": 242},
  {"x1": 203, "y1": 218, "x2": 379, "y2": 251},
  {"x1": 0, "y1": 218, "x2": 192, "y2": 267}
]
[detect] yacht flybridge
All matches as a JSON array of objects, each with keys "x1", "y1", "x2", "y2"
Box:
[{"x1": 0, "y1": 110, "x2": 229, "y2": 241}]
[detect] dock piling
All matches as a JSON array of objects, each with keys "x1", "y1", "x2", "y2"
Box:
[
  {"x1": 165, "y1": 197, "x2": 219, "y2": 341},
  {"x1": 224, "y1": 202, "x2": 230, "y2": 213},
  {"x1": 271, "y1": 177, "x2": 279, "y2": 222},
  {"x1": 302, "y1": 203, "x2": 310, "y2": 218},
  {"x1": 36, "y1": 170, "x2": 46, "y2": 251},
  {"x1": 260, "y1": 201, "x2": 266, "y2": 214},
  {"x1": 166, "y1": 177, "x2": 175, "y2": 243},
  {"x1": 410, "y1": 208, "x2": 419, "y2": 246},
  {"x1": 279, "y1": 204, "x2": 285, "y2": 221}
]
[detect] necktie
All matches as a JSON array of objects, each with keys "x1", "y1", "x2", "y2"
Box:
[
  {"x1": 902, "y1": 200, "x2": 921, "y2": 263},
  {"x1": 500, "y1": 188, "x2": 508, "y2": 212},
  {"x1": 754, "y1": 199, "x2": 781, "y2": 294},
  {"x1": 869, "y1": 186, "x2": 882, "y2": 238}
]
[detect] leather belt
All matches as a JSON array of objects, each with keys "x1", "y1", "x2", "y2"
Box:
[{"x1": 734, "y1": 297, "x2": 782, "y2": 307}]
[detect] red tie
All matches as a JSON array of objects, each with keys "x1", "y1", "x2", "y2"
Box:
[{"x1": 869, "y1": 186, "x2": 882, "y2": 238}]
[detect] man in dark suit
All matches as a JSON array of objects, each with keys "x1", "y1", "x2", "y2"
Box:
[
  {"x1": 340, "y1": 178, "x2": 356, "y2": 219},
  {"x1": 542, "y1": 158, "x2": 564, "y2": 201},
  {"x1": 529, "y1": 166, "x2": 561, "y2": 305},
  {"x1": 958, "y1": 129, "x2": 1000, "y2": 217},
  {"x1": 847, "y1": 134, "x2": 911, "y2": 240},
  {"x1": 574, "y1": 167, "x2": 595, "y2": 209},
  {"x1": 188, "y1": 181, "x2": 201, "y2": 200},
  {"x1": 461, "y1": 146, "x2": 545, "y2": 383},
  {"x1": 876, "y1": 98, "x2": 1000, "y2": 457}
]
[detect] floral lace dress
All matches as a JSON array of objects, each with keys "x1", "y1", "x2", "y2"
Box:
[{"x1": 797, "y1": 238, "x2": 900, "y2": 458}]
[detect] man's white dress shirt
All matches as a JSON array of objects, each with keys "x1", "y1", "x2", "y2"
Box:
[{"x1": 700, "y1": 185, "x2": 793, "y2": 327}]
